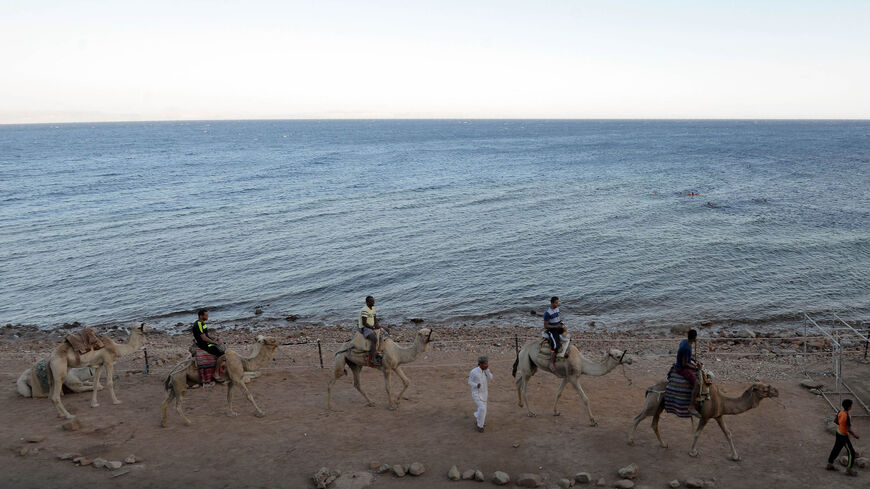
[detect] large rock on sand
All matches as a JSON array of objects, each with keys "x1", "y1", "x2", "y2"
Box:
[
  {"x1": 575, "y1": 473, "x2": 592, "y2": 484},
  {"x1": 613, "y1": 480, "x2": 634, "y2": 489},
  {"x1": 617, "y1": 463, "x2": 638, "y2": 480},
  {"x1": 312, "y1": 467, "x2": 341, "y2": 489},
  {"x1": 516, "y1": 473, "x2": 543, "y2": 487},
  {"x1": 448, "y1": 465, "x2": 461, "y2": 480},
  {"x1": 492, "y1": 471, "x2": 511, "y2": 485},
  {"x1": 408, "y1": 462, "x2": 425, "y2": 476}
]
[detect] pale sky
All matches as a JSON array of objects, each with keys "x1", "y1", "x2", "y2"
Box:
[{"x1": 1, "y1": 1, "x2": 868, "y2": 123}]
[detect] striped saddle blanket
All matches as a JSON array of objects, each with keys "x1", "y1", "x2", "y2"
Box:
[
  {"x1": 195, "y1": 349, "x2": 218, "y2": 383},
  {"x1": 664, "y1": 369, "x2": 694, "y2": 418}
]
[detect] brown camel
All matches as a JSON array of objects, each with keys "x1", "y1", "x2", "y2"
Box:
[
  {"x1": 627, "y1": 380, "x2": 779, "y2": 461},
  {"x1": 512, "y1": 338, "x2": 632, "y2": 426},
  {"x1": 327, "y1": 328, "x2": 432, "y2": 410},
  {"x1": 160, "y1": 335, "x2": 279, "y2": 427},
  {"x1": 49, "y1": 322, "x2": 149, "y2": 419}
]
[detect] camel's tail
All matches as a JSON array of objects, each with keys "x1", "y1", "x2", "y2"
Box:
[{"x1": 512, "y1": 351, "x2": 519, "y2": 378}]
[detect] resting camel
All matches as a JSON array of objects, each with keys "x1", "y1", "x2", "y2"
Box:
[
  {"x1": 161, "y1": 335, "x2": 279, "y2": 427},
  {"x1": 512, "y1": 338, "x2": 632, "y2": 426},
  {"x1": 627, "y1": 380, "x2": 779, "y2": 461},
  {"x1": 327, "y1": 328, "x2": 432, "y2": 410},
  {"x1": 49, "y1": 322, "x2": 149, "y2": 419},
  {"x1": 18, "y1": 365, "x2": 101, "y2": 398}
]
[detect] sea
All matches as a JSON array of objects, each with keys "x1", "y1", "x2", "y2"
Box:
[{"x1": 1, "y1": 120, "x2": 868, "y2": 333}]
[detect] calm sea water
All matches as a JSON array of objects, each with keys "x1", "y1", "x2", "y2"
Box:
[{"x1": 1, "y1": 120, "x2": 868, "y2": 331}]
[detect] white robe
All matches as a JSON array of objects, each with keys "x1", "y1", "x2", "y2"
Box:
[{"x1": 468, "y1": 366, "x2": 493, "y2": 428}]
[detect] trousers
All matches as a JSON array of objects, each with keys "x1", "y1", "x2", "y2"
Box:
[
  {"x1": 473, "y1": 394, "x2": 487, "y2": 428},
  {"x1": 828, "y1": 433, "x2": 855, "y2": 468}
]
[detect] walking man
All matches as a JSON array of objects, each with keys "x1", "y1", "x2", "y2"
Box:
[
  {"x1": 469, "y1": 356, "x2": 493, "y2": 432},
  {"x1": 358, "y1": 296, "x2": 382, "y2": 367},
  {"x1": 827, "y1": 399, "x2": 860, "y2": 476}
]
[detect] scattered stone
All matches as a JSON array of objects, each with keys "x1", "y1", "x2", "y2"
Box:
[
  {"x1": 124, "y1": 455, "x2": 137, "y2": 464},
  {"x1": 448, "y1": 465, "x2": 461, "y2": 481},
  {"x1": 368, "y1": 461, "x2": 381, "y2": 470},
  {"x1": 856, "y1": 457, "x2": 868, "y2": 468},
  {"x1": 669, "y1": 481, "x2": 680, "y2": 488},
  {"x1": 512, "y1": 442, "x2": 520, "y2": 448},
  {"x1": 738, "y1": 328, "x2": 756, "y2": 338},
  {"x1": 558, "y1": 478, "x2": 574, "y2": 488},
  {"x1": 517, "y1": 473, "x2": 543, "y2": 487},
  {"x1": 574, "y1": 473, "x2": 591, "y2": 484},
  {"x1": 492, "y1": 471, "x2": 510, "y2": 485},
  {"x1": 800, "y1": 379, "x2": 823, "y2": 390},
  {"x1": 74, "y1": 457, "x2": 92, "y2": 466},
  {"x1": 376, "y1": 464, "x2": 391, "y2": 474},
  {"x1": 588, "y1": 321, "x2": 596, "y2": 327},
  {"x1": 838, "y1": 455, "x2": 849, "y2": 467},
  {"x1": 596, "y1": 478, "x2": 606, "y2": 487},
  {"x1": 62, "y1": 419, "x2": 81, "y2": 432},
  {"x1": 392, "y1": 464, "x2": 406, "y2": 477},
  {"x1": 106, "y1": 461, "x2": 123, "y2": 470},
  {"x1": 17, "y1": 446, "x2": 30, "y2": 456},
  {"x1": 58, "y1": 452, "x2": 79, "y2": 460},
  {"x1": 25, "y1": 435, "x2": 46, "y2": 443},
  {"x1": 617, "y1": 463, "x2": 638, "y2": 479},
  {"x1": 92, "y1": 458, "x2": 108, "y2": 469},
  {"x1": 285, "y1": 315, "x2": 298, "y2": 322},
  {"x1": 684, "y1": 479, "x2": 704, "y2": 489},
  {"x1": 462, "y1": 469, "x2": 476, "y2": 480},
  {"x1": 254, "y1": 308, "x2": 263, "y2": 315},
  {"x1": 110, "y1": 469, "x2": 131, "y2": 478},
  {"x1": 312, "y1": 467, "x2": 341, "y2": 489},
  {"x1": 410, "y1": 318, "x2": 424, "y2": 324},
  {"x1": 613, "y1": 480, "x2": 634, "y2": 489},
  {"x1": 409, "y1": 462, "x2": 425, "y2": 476},
  {"x1": 474, "y1": 470, "x2": 485, "y2": 482},
  {"x1": 332, "y1": 471, "x2": 374, "y2": 489}
]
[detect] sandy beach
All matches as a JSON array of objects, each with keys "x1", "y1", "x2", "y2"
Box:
[{"x1": 1, "y1": 322, "x2": 868, "y2": 489}]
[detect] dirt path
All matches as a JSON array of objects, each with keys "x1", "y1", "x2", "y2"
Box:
[{"x1": 2, "y1": 331, "x2": 868, "y2": 489}]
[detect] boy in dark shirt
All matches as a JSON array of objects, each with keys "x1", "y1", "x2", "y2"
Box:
[{"x1": 192, "y1": 309, "x2": 225, "y2": 381}]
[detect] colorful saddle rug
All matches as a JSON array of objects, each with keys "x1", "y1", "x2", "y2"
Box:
[
  {"x1": 195, "y1": 348, "x2": 218, "y2": 383},
  {"x1": 664, "y1": 368, "x2": 693, "y2": 418},
  {"x1": 33, "y1": 358, "x2": 52, "y2": 396}
]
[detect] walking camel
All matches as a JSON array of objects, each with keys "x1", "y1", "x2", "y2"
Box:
[
  {"x1": 327, "y1": 328, "x2": 433, "y2": 410},
  {"x1": 512, "y1": 338, "x2": 632, "y2": 426},
  {"x1": 161, "y1": 335, "x2": 280, "y2": 427},
  {"x1": 627, "y1": 380, "x2": 779, "y2": 461},
  {"x1": 48, "y1": 322, "x2": 150, "y2": 419}
]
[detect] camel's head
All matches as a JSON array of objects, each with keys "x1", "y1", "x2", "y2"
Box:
[
  {"x1": 256, "y1": 335, "x2": 280, "y2": 348},
  {"x1": 750, "y1": 383, "x2": 778, "y2": 399},
  {"x1": 418, "y1": 328, "x2": 433, "y2": 345},
  {"x1": 608, "y1": 348, "x2": 633, "y2": 365},
  {"x1": 131, "y1": 322, "x2": 153, "y2": 334}
]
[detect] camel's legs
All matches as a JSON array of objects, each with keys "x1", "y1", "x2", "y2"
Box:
[
  {"x1": 236, "y1": 379, "x2": 266, "y2": 417},
  {"x1": 350, "y1": 364, "x2": 375, "y2": 407},
  {"x1": 383, "y1": 368, "x2": 396, "y2": 410},
  {"x1": 651, "y1": 399, "x2": 667, "y2": 447},
  {"x1": 715, "y1": 416, "x2": 740, "y2": 461},
  {"x1": 519, "y1": 375, "x2": 535, "y2": 417},
  {"x1": 104, "y1": 360, "x2": 121, "y2": 405},
  {"x1": 393, "y1": 366, "x2": 412, "y2": 405},
  {"x1": 176, "y1": 388, "x2": 192, "y2": 426},
  {"x1": 628, "y1": 395, "x2": 658, "y2": 445},
  {"x1": 568, "y1": 377, "x2": 598, "y2": 427},
  {"x1": 49, "y1": 358, "x2": 74, "y2": 419},
  {"x1": 688, "y1": 417, "x2": 709, "y2": 457},
  {"x1": 160, "y1": 389, "x2": 173, "y2": 427},
  {"x1": 553, "y1": 378, "x2": 568, "y2": 416},
  {"x1": 90, "y1": 363, "x2": 103, "y2": 408},
  {"x1": 327, "y1": 356, "x2": 348, "y2": 410},
  {"x1": 226, "y1": 382, "x2": 239, "y2": 417}
]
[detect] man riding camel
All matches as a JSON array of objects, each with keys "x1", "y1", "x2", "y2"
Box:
[
  {"x1": 676, "y1": 329, "x2": 702, "y2": 417},
  {"x1": 359, "y1": 296, "x2": 383, "y2": 367},
  {"x1": 191, "y1": 309, "x2": 225, "y2": 382},
  {"x1": 543, "y1": 296, "x2": 569, "y2": 369}
]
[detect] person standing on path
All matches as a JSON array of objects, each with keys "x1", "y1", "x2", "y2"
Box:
[
  {"x1": 827, "y1": 399, "x2": 860, "y2": 476},
  {"x1": 469, "y1": 356, "x2": 493, "y2": 432}
]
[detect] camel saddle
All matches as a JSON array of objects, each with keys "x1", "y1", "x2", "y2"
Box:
[
  {"x1": 65, "y1": 327, "x2": 104, "y2": 363},
  {"x1": 348, "y1": 329, "x2": 388, "y2": 355},
  {"x1": 189, "y1": 343, "x2": 221, "y2": 384}
]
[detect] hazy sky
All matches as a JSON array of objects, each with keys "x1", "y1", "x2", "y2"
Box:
[{"x1": 2, "y1": 1, "x2": 868, "y2": 123}]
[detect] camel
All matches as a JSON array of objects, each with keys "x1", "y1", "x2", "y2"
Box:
[
  {"x1": 627, "y1": 380, "x2": 779, "y2": 461},
  {"x1": 511, "y1": 338, "x2": 633, "y2": 426},
  {"x1": 48, "y1": 322, "x2": 149, "y2": 419},
  {"x1": 18, "y1": 365, "x2": 101, "y2": 398},
  {"x1": 327, "y1": 328, "x2": 432, "y2": 410},
  {"x1": 160, "y1": 335, "x2": 280, "y2": 427}
]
